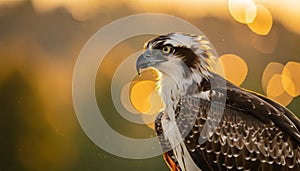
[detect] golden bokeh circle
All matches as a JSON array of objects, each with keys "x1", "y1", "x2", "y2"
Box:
[
  {"x1": 282, "y1": 62, "x2": 300, "y2": 97},
  {"x1": 247, "y1": 4, "x2": 273, "y2": 35},
  {"x1": 266, "y1": 74, "x2": 294, "y2": 106},
  {"x1": 261, "y1": 62, "x2": 284, "y2": 93},
  {"x1": 228, "y1": 0, "x2": 257, "y2": 24},
  {"x1": 220, "y1": 54, "x2": 248, "y2": 86}
]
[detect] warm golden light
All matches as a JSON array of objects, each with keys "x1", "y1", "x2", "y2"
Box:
[
  {"x1": 30, "y1": 0, "x2": 105, "y2": 21},
  {"x1": 130, "y1": 81, "x2": 164, "y2": 115},
  {"x1": 129, "y1": 69, "x2": 164, "y2": 116},
  {"x1": 0, "y1": 0, "x2": 299, "y2": 170},
  {"x1": 261, "y1": 62, "x2": 284, "y2": 93},
  {"x1": 247, "y1": 4, "x2": 273, "y2": 35},
  {"x1": 1, "y1": 0, "x2": 299, "y2": 34},
  {"x1": 282, "y1": 62, "x2": 300, "y2": 97},
  {"x1": 266, "y1": 74, "x2": 294, "y2": 106},
  {"x1": 228, "y1": 0, "x2": 257, "y2": 24},
  {"x1": 266, "y1": 0, "x2": 300, "y2": 35},
  {"x1": 30, "y1": 0, "x2": 69, "y2": 13},
  {"x1": 130, "y1": 80, "x2": 157, "y2": 114},
  {"x1": 121, "y1": 82, "x2": 139, "y2": 114},
  {"x1": 281, "y1": 74, "x2": 296, "y2": 97},
  {"x1": 266, "y1": 74, "x2": 285, "y2": 97},
  {"x1": 219, "y1": 54, "x2": 248, "y2": 86}
]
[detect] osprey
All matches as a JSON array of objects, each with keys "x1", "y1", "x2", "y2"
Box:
[{"x1": 136, "y1": 32, "x2": 300, "y2": 171}]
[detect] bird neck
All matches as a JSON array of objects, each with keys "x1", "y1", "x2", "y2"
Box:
[{"x1": 158, "y1": 69, "x2": 203, "y2": 121}]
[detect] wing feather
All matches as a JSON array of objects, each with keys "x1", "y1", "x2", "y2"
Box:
[
  {"x1": 179, "y1": 74, "x2": 300, "y2": 170},
  {"x1": 155, "y1": 74, "x2": 300, "y2": 170}
]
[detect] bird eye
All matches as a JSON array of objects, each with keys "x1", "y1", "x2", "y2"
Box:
[{"x1": 161, "y1": 45, "x2": 173, "y2": 54}]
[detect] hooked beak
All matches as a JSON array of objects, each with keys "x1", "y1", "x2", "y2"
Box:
[
  {"x1": 136, "y1": 51, "x2": 167, "y2": 75},
  {"x1": 136, "y1": 54, "x2": 148, "y2": 75}
]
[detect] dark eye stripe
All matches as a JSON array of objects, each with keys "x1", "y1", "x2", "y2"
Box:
[{"x1": 174, "y1": 47, "x2": 200, "y2": 69}]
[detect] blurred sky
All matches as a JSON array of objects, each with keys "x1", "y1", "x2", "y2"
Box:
[{"x1": 0, "y1": 0, "x2": 300, "y2": 170}]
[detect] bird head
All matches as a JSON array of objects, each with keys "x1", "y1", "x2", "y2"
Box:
[{"x1": 136, "y1": 32, "x2": 218, "y2": 80}]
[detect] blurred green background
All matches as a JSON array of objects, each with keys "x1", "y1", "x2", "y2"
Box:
[{"x1": 0, "y1": 0, "x2": 299, "y2": 171}]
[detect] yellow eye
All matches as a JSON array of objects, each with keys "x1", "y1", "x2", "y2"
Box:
[{"x1": 161, "y1": 45, "x2": 173, "y2": 54}]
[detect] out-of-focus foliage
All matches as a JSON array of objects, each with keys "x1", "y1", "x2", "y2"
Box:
[{"x1": 0, "y1": 1, "x2": 299, "y2": 170}]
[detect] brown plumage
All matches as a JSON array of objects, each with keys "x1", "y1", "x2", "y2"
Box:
[
  {"x1": 156, "y1": 73, "x2": 300, "y2": 171},
  {"x1": 136, "y1": 32, "x2": 300, "y2": 171}
]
